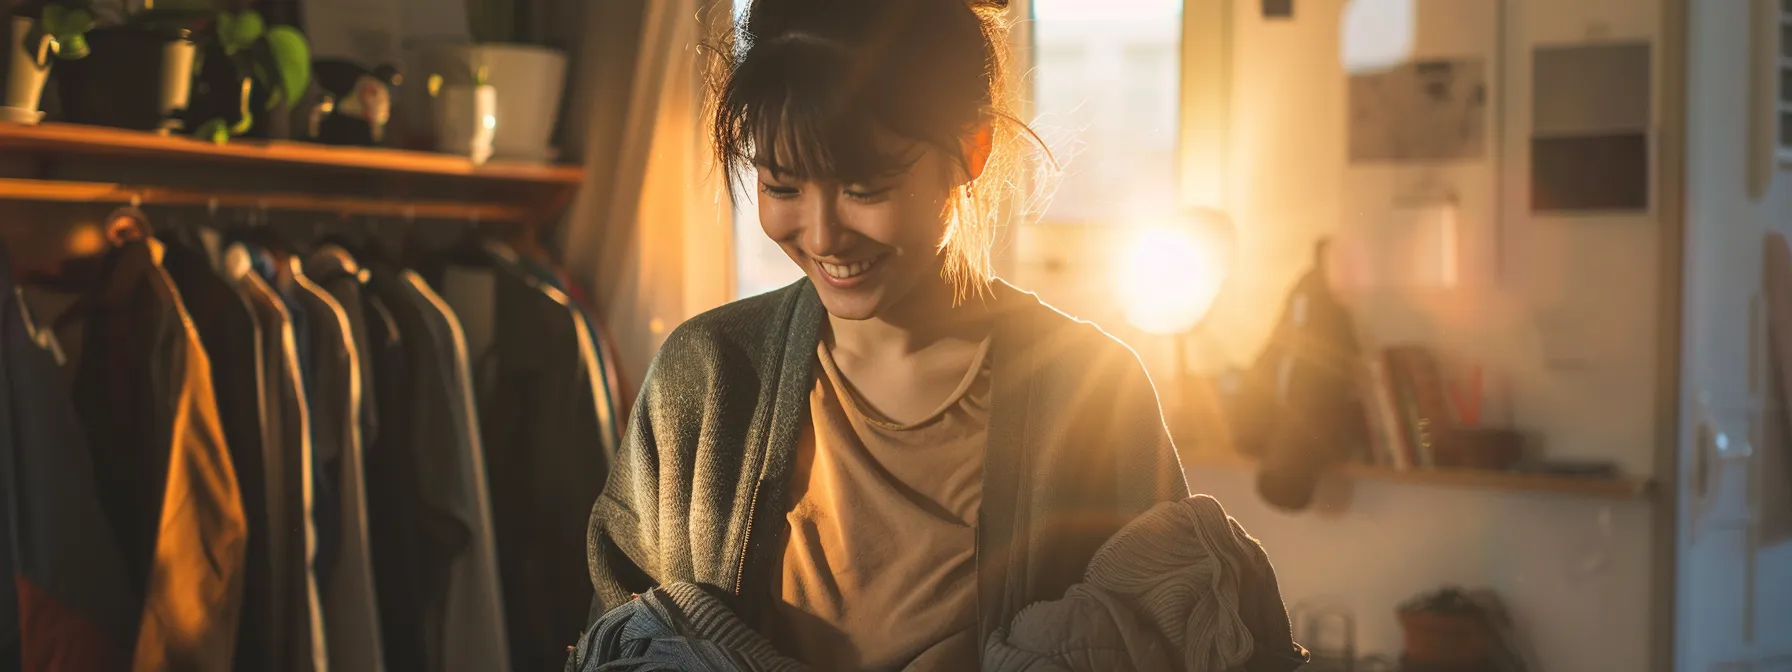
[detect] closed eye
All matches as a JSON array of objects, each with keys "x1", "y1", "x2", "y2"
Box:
[
  {"x1": 844, "y1": 186, "x2": 892, "y2": 202},
  {"x1": 760, "y1": 183, "x2": 799, "y2": 199}
]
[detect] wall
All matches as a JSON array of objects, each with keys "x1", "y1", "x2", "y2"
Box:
[
  {"x1": 1017, "y1": 0, "x2": 1666, "y2": 667},
  {"x1": 1211, "y1": 0, "x2": 1665, "y2": 667},
  {"x1": 1677, "y1": 0, "x2": 1792, "y2": 669}
]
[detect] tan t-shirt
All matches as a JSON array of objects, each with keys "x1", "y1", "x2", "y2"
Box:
[{"x1": 763, "y1": 339, "x2": 991, "y2": 671}]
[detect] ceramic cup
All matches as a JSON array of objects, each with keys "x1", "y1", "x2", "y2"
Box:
[
  {"x1": 3, "y1": 16, "x2": 52, "y2": 124},
  {"x1": 434, "y1": 83, "x2": 496, "y2": 165}
]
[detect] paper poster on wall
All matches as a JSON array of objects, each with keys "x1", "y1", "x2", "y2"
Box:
[
  {"x1": 1530, "y1": 134, "x2": 1648, "y2": 212},
  {"x1": 1529, "y1": 41, "x2": 1652, "y2": 213},
  {"x1": 1348, "y1": 59, "x2": 1488, "y2": 164}
]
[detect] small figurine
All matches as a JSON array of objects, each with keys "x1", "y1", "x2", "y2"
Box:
[{"x1": 308, "y1": 59, "x2": 401, "y2": 146}]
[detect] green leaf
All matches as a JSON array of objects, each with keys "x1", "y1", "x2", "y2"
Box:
[
  {"x1": 57, "y1": 33, "x2": 88, "y2": 60},
  {"x1": 37, "y1": 6, "x2": 93, "y2": 60},
  {"x1": 61, "y1": 8, "x2": 94, "y2": 34},
  {"x1": 196, "y1": 118, "x2": 231, "y2": 145},
  {"x1": 231, "y1": 110, "x2": 254, "y2": 135},
  {"x1": 263, "y1": 26, "x2": 310, "y2": 112},
  {"x1": 251, "y1": 60, "x2": 277, "y2": 110},
  {"x1": 42, "y1": 4, "x2": 67, "y2": 30},
  {"x1": 216, "y1": 10, "x2": 264, "y2": 55}
]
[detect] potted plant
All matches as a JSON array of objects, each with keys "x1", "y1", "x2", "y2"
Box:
[
  {"x1": 50, "y1": 0, "x2": 200, "y2": 132},
  {"x1": 429, "y1": 64, "x2": 495, "y2": 164},
  {"x1": 3, "y1": 0, "x2": 93, "y2": 125},
  {"x1": 177, "y1": 7, "x2": 311, "y2": 143},
  {"x1": 418, "y1": 0, "x2": 567, "y2": 161}
]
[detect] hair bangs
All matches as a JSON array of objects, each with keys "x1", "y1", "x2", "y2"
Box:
[{"x1": 714, "y1": 39, "x2": 917, "y2": 196}]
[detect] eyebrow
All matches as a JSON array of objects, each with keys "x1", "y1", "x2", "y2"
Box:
[
  {"x1": 753, "y1": 154, "x2": 921, "y2": 183},
  {"x1": 754, "y1": 162, "x2": 795, "y2": 178}
]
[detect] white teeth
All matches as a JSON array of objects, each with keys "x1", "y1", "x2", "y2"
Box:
[{"x1": 819, "y1": 259, "x2": 874, "y2": 279}]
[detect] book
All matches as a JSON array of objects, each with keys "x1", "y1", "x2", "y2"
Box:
[
  {"x1": 1384, "y1": 345, "x2": 1456, "y2": 468},
  {"x1": 1364, "y1": 357, "x2": 1412, "y2": 469}
]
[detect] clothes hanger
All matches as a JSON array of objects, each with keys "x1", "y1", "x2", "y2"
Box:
[
  {"x1": 35, "y1": 200, "x2": 159, "y2": 334},
  {"x1": 25, "y1": 198, "x2": 154, "y2": 288},
  {"x1": 102, "y1": 201, "x2": 154, "y2": 247}
]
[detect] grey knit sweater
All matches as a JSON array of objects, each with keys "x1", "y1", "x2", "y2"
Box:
[
  {"x1": 583, "y1": 278, "x2": 1191, "y2": 646},
  {"x1": 567, "y1": 496, "x2": 1308, "y2": 671}
]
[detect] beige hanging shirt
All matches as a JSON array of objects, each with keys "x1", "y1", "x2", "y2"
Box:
[{"x1": 763, "y1": 338, "x2": 991, "y2": 671}]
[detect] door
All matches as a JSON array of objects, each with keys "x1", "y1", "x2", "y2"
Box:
[{"x1": 1675, "y1": 1, "x2": 1792, "y2": 669}]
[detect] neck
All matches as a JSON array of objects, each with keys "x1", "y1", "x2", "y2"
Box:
[{"x1": 826, "y1": 274, "x2": 994, "y2": 359}]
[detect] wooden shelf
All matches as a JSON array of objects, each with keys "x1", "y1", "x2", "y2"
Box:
[
  {"x1": 0, "y1": 178, "x2": 533, "y2": 222},
  {"x1": 0, "y1": 122, "x2": 584, "y2": 186},
  {"x1": 1186, "y1": 455, "x2": 1653, "y2": 500}
]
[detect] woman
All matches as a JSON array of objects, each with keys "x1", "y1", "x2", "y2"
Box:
[{"x1": 584, "y1": 0, "x2": 1190, "y2": 667}]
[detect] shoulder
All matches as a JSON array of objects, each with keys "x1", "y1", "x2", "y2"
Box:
[
  {"x1": 645, "y1": 278, "x2": 818, "y2": 389},
  {"x1": 993, "y1": 281, "x2": 1154, "y2": 385}
]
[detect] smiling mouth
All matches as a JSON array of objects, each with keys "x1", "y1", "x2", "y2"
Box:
[{"x1": 816, "y1": 256, "x2": 882, "y2": 280}]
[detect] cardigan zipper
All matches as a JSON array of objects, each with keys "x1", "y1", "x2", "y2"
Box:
[{"x1": 733, "y1": 477, "x2": 764, "y2": 596}]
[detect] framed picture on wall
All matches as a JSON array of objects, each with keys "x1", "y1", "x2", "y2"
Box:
[{"x1": 1336, "y1": 0, "x2": 1502, "y2": 298}]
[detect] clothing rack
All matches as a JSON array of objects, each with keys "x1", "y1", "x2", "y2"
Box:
[
  {"x1": 0, "y1": 177, "x2": 533, "y2": 223},
  {"x1": 0, "y1": 121, "x2": 610, "y2": 672},
  {"x1": 0, "y1": 122, "x2": 584, "y2": 228}
]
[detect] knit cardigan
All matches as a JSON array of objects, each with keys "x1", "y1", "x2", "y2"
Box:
[{"x1": 583, "y1": 278, "x2": 1191, "y2": 646}]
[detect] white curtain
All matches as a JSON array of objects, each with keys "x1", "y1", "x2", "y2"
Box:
[{"x1": 556, "y1": 0, "x2": 734, "y2": 403}]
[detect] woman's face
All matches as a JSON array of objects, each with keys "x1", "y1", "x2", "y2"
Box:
[{"x1": 756, "y1": 136, "x2": 958, "y2": 321}]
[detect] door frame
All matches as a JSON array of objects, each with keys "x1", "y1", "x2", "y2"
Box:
[{"x1": 1652, "y1": 0, "x2": 1689, "y2": 668}]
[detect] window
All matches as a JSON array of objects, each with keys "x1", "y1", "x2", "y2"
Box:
[
  {"x1": 732, "y1": 0, "x2": 808, "y2": 299},
  {"x1": 1780, "y1": 0, "x2": 1792, "y2": 160},
  {"x1": 1030, "y1": 0, "x2": 1184, "y2": 224},
  {"x1": 733, "y1": 188, "x2": 802, "y2": 299}
]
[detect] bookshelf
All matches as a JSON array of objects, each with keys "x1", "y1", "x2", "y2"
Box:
[{"x1": 1184, "y1": 454, "x2": 1654, "y2": 500}]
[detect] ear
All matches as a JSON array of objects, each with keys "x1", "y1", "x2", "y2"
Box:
[{"x1": 961, "y1": 123, "x2": 994, "y2": 182}]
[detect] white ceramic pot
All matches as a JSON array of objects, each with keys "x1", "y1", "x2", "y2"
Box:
[
  {"x1": 422, "y1": 43, "x2": 566, "y2": 161},
  {"x1": 434, "y1": 83, "x2": 496, "y2": 165},
  {"x1": 3, "y1": 16, "x2": 52, "y2": 124},
  {"x1": 159, "y1": 37, "x2": 196, "y2": 131}
]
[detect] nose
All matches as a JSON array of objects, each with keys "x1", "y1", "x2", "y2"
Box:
[{"x1": 802, "y1": 191, "x2": 850, "y2": 258}]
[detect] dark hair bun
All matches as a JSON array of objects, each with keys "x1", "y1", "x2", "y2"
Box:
[{"x1": 717, "y1": 0, "x2": 1014, "y2": 182}]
